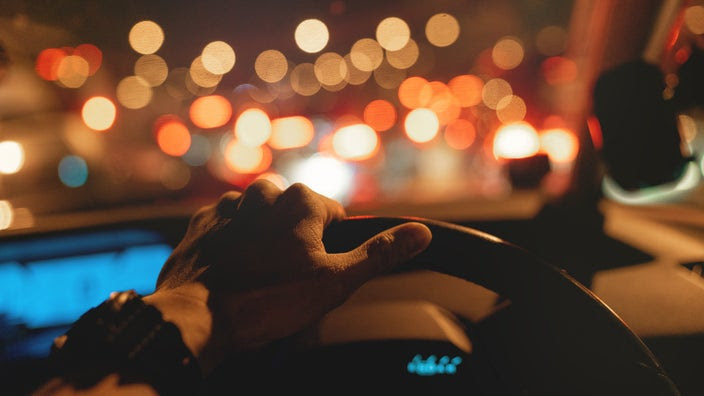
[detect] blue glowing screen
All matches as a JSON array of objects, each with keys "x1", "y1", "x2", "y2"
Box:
[
  {"x1": 0, "y1": 230, "x2": 172, "y2": 329},
  {"x1": 407, "y1": 354, "x2": 463, "y2": 376}
]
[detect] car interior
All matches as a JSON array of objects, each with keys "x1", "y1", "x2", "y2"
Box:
[{"x1": 2, "y1": 0, "x2": 704, "y2": 394}]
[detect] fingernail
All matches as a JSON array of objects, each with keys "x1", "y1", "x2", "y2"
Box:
[{"x1": 395, "y1": 223, "x2": 432, "y2": 258}]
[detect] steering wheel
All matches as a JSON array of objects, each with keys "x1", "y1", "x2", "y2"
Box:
[{"x1": 205, "y1": 216, "x2": 680, "y2": 395}]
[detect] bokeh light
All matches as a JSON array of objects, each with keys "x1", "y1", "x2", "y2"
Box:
[
  {"x1": 386, "y1": 38, "x2": 419, "y2": 69},
  {"x1": 321, "y1": 78, "x2": 348, "y2": 92},
  {"x1": 116, "y1": 76, "x2": 153, "y2": 109},
  {"x1": 189, "y1": 56, "x2": 223, "y2": 88},
  {"x1": 74, "y1": 44, "x2": 102, "y2": 75},
  {"x1": 482, "y1": 78, "x2": 513, "y2": 110},
  {"x1": 290, "y1": 63, "x2": 321, "y2": 96},
  {"x1": 448, "y1": 74, "x2": 483, "y2": 107},
  {"x1": 540, "y1": 128, "x2": 579, "y2": 163},
  {"x1": 129, "y1": 20, "x2": 164, "y2": 55},
  {"x1": 314, "y1": 52, "x2": 347, "y2": 86},
  {"x1": 58, "y1": 155, "x2": 88, "y2": 187},
  {"x1": 0, "y1": 201, "x2": 12, "y2": 231},
  {"x1": 288, "y1": 154, "x2": 353, "y2": 201},
  {"x1": 269, "y1": 116, "x2": 315, "y2": 149},
  {"x1": 405, "y1": 108, "x2": 440, "y2": 143},
  {"x1": 376, "y1": 17, "x2": 410, "y2": 51},
  {"x1": 189, "y1": 95, "x2": 232, "y2": 129},
  {"x1": 57, "y1": 55, "x2": 90, "y2": 88},
  {"x1": 364, "y1": 99, "x2": 397, "y2": 132},
  {"x1": 343, "y1": 54, "x2": 372, "y2": 85},
  {"x1": 82, "y1": 96, "x2": 117, "y2": 131},
  {"x1": 35, "y1": 48, "x2": 66, "y2": 81},
  {"x1": 541, "y1": 56, "x2": 578, "y2": 85},
  {"x1": 493, "y1": 122, "x2": 540, "y2": 159},
  {"x1": 182, "y1": 134, "x2": 212, "y2": 166},
  {"x1": 0, "y1": 141, "x2": 24, "y2": 174},
  {"x1": 350, "y1": 38, "x2": 384, "y2": 72},
  {"x1": 255, "y1": 50, "x2": 288, "y2": 83},
  {"x1": 685, "y1": 5, "x2": 704, "y2": 35},
  {"x1": 235, "y1": 108, "x2": 272, "y2": 147},
  {"x1": 492, "y1": 37, "x2": 524, "y2": 70},
  {"x1": 295, "y1": 19, "x2": 329, "y2": 53},
  {"x1": 134, "y1": 54, "x2": 168, "y2": 87},
  {"x1": 444, "y1": 119, "x2": 476, "y2": 150},
  {"x1": 536, "y1": 25, "x2": 568, "y2": 56},
  {"x1": 398, "y1": 76, "x2": 432, "y2": 109},
  {"x1": 496, "y1": 95, "x2": 527, "y2": 123},
  {"x1": 332, "y1": 124, "x2": 379, "y2": 161},
  {"x1": 156, "y1": 120, "x2": 191, "y2": 156},
  {"x1": 425, "y1": 13, "x2": 460, "y2": 47},
  {"x1": 224, "y1": 140, "x2": 272, "y2": 173},
  {"x1": 201, "y1": 41, "x2": 236, "y2": 75},
  {"x1": 426, "y1": 81, "x2": 460, "y2": 125}
]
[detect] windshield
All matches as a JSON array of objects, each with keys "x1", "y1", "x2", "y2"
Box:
[{"x1": 0, "y1": 0, "x2": 702, "y2": 228}]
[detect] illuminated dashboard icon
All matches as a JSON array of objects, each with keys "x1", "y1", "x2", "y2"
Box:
[{"x1": 407, "y1": 354, "x2": 463, "y2": 376}]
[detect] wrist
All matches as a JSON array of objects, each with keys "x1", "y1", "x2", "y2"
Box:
[
  {"x1": 49, "y1": 290, "x2": 203, "y2": 395},
  {"x1": 143, "y1": 283, "x2": 219, "y2": 375}
]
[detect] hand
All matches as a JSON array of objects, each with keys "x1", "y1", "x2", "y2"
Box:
[{"x1": 144, "y1": 180, "x2": 432, "y2": 375}]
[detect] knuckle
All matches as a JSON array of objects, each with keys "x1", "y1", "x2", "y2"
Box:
[
  {"x1": 279, "y1": 183, "x2": 317, "y2": 213},
  {"x1": 216, "y1": 191, "x2": 242, "y2": 217},
  {"x1": 247, "y1": 178, "x2": 276, "y2": 192},
  {"x1": 285, "y1": 182, "x2": 313, "y2": 199}
]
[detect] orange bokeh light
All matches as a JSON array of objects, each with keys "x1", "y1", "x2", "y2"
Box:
[
  {"x1": 444, "y1": 119, "x2": 476, "y2": 150},
  {"x1": 269, "y1": 116, "x2": 315, "y2": 149},
  {"x1": 224, "y1": 140, "x2": 272, "y2": 173},
  {"x1": 540, "y1": 128, "x2": 579, "y2": 163},
  {"x1": 448, "y1": 74, "x2": 483, "y2": 107},
  {"x1": 426, "y1": 81, "x2": 460, "y2": 125},
  {"x1": 363, "y1": 99, "x2": 397, "y2": 132},
  {"x1": 74, "y1": 44, "x2": 102, "y2": 75},
  {"x1": 156, "y1": 121, "x2": 192, "y2": 156},
  {"x1": 189, "y1": 95, "x2": 232, "y2": 129},
  {"x1": 36, "y1": 48, "x2": 67, "y2": 81},
  {"x1": 82, "y1": 96, "x2": 116, "y2": 131},
  {"x1": 398, "y1": 76, "x2": 432, "y2": 109}
]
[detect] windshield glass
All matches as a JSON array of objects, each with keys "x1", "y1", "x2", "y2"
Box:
[{"x1": 1, "y1": 0, "x2": 702, "y2": 228}]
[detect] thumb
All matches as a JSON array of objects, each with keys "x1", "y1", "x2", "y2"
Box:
[{"x1": 328, "y1": 222, "x2": 432, "y2": 290}]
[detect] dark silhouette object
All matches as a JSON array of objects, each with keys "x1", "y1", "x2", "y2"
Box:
[
  {"x1": 672, "y1": 47, "x2": 704, "y2": 111},
  {"x1": 593, "y1": 60, "x2": 688, "y2": 191}
]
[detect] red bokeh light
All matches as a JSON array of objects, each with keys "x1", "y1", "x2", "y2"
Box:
[
  {"x1": 35, "y1": 48, "x2": 67, "y2": 81},
  {"x1": 74, "y1": 44, "x2": 103, "y2": 75}
]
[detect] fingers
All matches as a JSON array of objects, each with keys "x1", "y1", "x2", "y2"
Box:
[
  {"x1": 277, "y1": 183, "x2": 346, "y2": 227},
  {"x1": 215, "y1": 191, "x2": 243, "y2": 218},
  {"x1": 237, "y1": 179, "x2": 283, "y2": 213},
  {"x1": 326, "y1": 222, "x2": 432, "y2": 292}
]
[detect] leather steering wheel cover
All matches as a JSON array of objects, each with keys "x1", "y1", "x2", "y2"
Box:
[{"x1": 322, "y1": 216, "x2": 680, "y2": 395}]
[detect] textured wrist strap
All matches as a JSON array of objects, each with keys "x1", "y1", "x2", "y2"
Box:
[{"x1": 50, "y1": 290, "x2": 202, "y2": 395}]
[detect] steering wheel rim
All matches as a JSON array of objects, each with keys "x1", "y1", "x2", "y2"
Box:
[{"x1": 320, "y1": 216, "x2": 680, "y2": 396}]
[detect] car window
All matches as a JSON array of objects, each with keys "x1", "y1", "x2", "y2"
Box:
[{"x1": 1, "y1": 0, "x2": 703, "y2": 230}]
